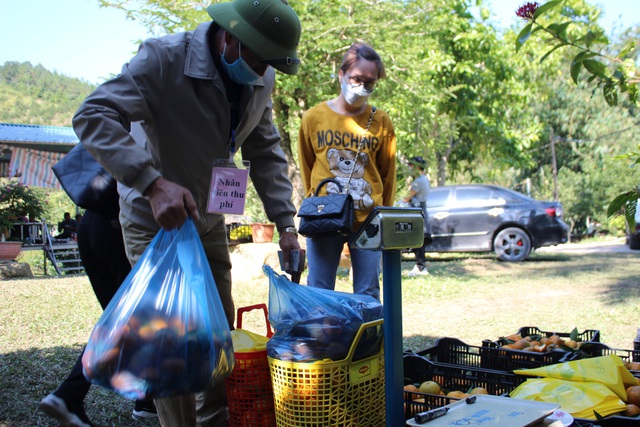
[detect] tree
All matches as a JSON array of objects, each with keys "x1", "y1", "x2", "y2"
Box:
[
  {"x1": 514, "y1": 0, "x2": 640, "y2": 228},
  {"x1": 515, "y1": 0, "x2": 639, "y2": 107}
]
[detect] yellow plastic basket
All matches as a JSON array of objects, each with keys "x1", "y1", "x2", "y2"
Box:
[{"x1": 268, "y1": 319, "x2": 385, "y2": 427}]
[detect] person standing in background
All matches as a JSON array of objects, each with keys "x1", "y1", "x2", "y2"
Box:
[
  {"x1": 298, "y1": 42, "x2": 396, "y2": 301},
  {"x1": 402, "y1": 156, "x2": 430, "y2": 276},
  {"x1": 40, "y1": 181, "x2": 157, "y2": 426}
]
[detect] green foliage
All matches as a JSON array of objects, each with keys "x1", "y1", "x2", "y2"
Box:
[
  {"x1": 0, "y1": 61, "x2": 95, "y2": 125},
  {"x1": 515, "y1": 0, "x2": 639, "y2": 107},
  {"x1": 2, "y1": 0, "x2": 638, "y2": 243},
  {"x1": 0, "y1": 179, "x2": 48, "y2": 240}
]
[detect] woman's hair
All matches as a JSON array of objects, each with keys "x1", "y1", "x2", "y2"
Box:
[{"x1": 340, "y1": 42, "x2": 386, "y2": 79}]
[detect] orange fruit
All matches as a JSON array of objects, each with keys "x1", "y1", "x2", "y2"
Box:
[
  {"x1": 419, "y1": 381, "x2": 441, "y2": 395},
  {"x1": 548, "y1": 334, "x2": 564, "y2": 346},
  {"x1": 447, "y1": 390, "x2": 465, "y2": 398},
  {"x1": 149, "y1": 318, "x2": 168, "y2": 332},
  {"x1": 470, "y1": 387, "x2": 489, "y2": 395},
  {"x1": 564, "y1": 339, "x2": 579, "y2": 349},
  {"x1": 627, "y1": 386, "x2": 640, "y2": 406},
  {"x1": 511, "y1": 339, "x2": 530, "y2": 350},
  {"x1": 404, "y1": 384, "x2": 419, "y2": 399},
  {"x1": 628, "y1": 362, "x2": 640, "y2": 371},
  {"x1": 623, "y1": 403, "x2": 640, "y2": 417},
  {"x1": 404, "y1": 384, "x2": 419, "y2": 393},
  {"x1": 506, "y1": 334, "x2": 522, "y2": 342}
]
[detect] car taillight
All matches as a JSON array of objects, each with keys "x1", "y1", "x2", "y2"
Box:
[{"x1": 545, "y1": 207, "x2": 560, "y2": 217}]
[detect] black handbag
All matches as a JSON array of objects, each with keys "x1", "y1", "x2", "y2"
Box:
[
  {"x1": 297, "y1": 178, "x2": 354, "y2": 238},
  {"x1": 52, "y1": 143, "x2": 118, "y2": 215}
]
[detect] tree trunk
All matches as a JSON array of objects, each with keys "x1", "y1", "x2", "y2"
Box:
[{"x1": 273, "y1": 98, "x2": 304, "y2": 209}]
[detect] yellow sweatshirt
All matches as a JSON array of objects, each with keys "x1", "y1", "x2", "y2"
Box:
[{"x1": 298, "y1": 102, "x2": 397, "y2": 230}]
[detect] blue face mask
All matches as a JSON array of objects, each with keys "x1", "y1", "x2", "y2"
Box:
[{"x1": 220, "y1": 43, "x2": 261, "y2": 85}]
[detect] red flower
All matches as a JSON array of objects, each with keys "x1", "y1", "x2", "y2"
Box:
[{"x1": 516, "y1": 2, "x2": 539, "y2": 20}]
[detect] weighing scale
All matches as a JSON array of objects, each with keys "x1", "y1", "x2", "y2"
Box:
[{"x1": 351, "y1": 206, "x2": 425, "y2": 427}]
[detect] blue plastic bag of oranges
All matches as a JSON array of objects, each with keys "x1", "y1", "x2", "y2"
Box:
[{"x1": 82, "y1": 218, "x2": 234, "y2": 400}]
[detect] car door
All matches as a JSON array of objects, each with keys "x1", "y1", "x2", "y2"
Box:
[
  {"x1": 450, "y1": 187, "x2": 507, "y2": 250},
  {"x1": 424, "y1": 187, "x2": 452, "y2": 250},
  {"x1": 433, "y1": 187, "x2": 506, "y2": 251}
]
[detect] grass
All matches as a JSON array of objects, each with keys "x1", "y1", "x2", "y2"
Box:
[{"x1": 1, "y1": 242, "x2": 639, "y2": 426}]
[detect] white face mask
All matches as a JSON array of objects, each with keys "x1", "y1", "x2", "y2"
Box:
[{"x1": 341, "y1": 78, "x2": 372, "y2": 107}]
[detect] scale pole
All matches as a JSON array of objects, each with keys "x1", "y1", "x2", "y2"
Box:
[{"x1": 382, "y1": 250, "x2": 404, "y2": 426}]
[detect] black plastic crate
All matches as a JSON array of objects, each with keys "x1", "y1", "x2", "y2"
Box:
[
  {"x1": 481, "y1": 339, "x2": 577, "y2": 371},
  {"x1": 403, "y1": 351, "x2": 527, "y2": 396},
  {"x1": 572, "y1": 416, "x2": 640, "y2": 426},
  {"x1": 403, "y1": 391, "x2": 459, "y2": 420},
  {"x1": 415, "y1": 337, "x2": 483, "y2": 367},
  {"x1": 578, "y1": 342, "x2": 640, "y2": 364},
  {"x1": 512, "y1": 326, "x2": 601, "y2": 343},
  {"x1": 417, "y1": 336, "x2": 568, "y2": 372}
]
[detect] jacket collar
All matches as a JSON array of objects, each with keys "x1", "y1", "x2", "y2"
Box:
[{"x1": 184, "y1": 21, "x2": 265, "y2": 87}]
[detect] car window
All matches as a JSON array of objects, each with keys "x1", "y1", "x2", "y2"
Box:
[
  {"x1": 453, "y1": 188, "x2": 505, "y2": 207},
  {"x1": 427, "y1": 189, "x2": 450, "y2": 208}
]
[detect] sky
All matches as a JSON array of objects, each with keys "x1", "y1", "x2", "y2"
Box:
[{"x1": 0, "y1": 0, "x2": 638, "y2": 85}]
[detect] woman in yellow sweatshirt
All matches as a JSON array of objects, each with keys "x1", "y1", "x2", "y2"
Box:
[{"x1": 298, "y1": 42, "x2": 397, "y2": 300}]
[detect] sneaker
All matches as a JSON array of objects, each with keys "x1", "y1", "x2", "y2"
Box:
[
  {"x1": 39, "y1": 393, "x2": 94, "y2": 427},
  {"x1": 132, "y1": 399, "x2": 158, "y2": 420},
  {"x1": 407, "y1": 265, "x2": 429, "y2": 277}
]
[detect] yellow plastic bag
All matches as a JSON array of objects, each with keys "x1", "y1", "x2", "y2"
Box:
[
  {"x1": 230, "y1": 328, "x2": 269, "y2": 353},
  {"x1": 510, "y1": 378, "x2": 626, "y2": 419},
  {"x1": 514, "y1": 354, "x2": 639, "y2": 400}
]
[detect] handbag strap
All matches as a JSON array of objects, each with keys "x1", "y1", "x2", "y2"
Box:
[
  {"x1": 315, "y1": 178, "x2": 343, "y2": 196},
  {"x1": 344, "y1": 106, "x2": 376, "y2": 193}
]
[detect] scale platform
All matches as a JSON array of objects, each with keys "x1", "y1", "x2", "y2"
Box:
[{"x1": 405, "y1": 394, "x2": 560, "y2": 427}]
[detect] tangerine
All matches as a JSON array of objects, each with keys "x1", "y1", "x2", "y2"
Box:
[
  {"x1": 470, "y1": 387, "x2": 489, "y2": 395},
  {"x1": 404, "y1": 384, "x2": 419, "y2": 399},
  {"x1": 627, "y1": 386, "x2": 640, "y2": 406},
  {"x1": 564, "y1": 339, "x2": 579, "y2": 349},
  {"x1": 623, "y1": 403, "x2": 640, "y2": 417},
  {"x1": 447, "y1": 390, "x2": 465, "y2": 398},
  {"x1": 505, "y1": 334, "x2": 522, "y2": 342},
  {"x1": 511, "y1": 339, "x2": 530, "y2": 350},
  {"x1": 548, "y1": 334, "x2": 564, "y2": 346}
]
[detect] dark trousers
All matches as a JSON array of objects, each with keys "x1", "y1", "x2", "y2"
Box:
[
  {"x1": 54, "y1": 210, "x2": 132, "y2": 407},
  {"x1": 413, "y1": 201, "x2": 430, "y2": 268},
  {"x1": 412, "y1": 244, "x2": 426, "y2": 268}
]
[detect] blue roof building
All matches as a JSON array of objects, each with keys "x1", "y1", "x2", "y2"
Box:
[
  {"x1": 0, "y1": 123, "x2": 78, "y2": 188},
  {"x1": 0, "y1": 123, "x2": 78, "y2": 153}
]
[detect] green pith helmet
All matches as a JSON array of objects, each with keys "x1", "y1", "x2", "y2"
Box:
[{"x1": 207, "y1": 0, "x2": 301, "y2": 75}]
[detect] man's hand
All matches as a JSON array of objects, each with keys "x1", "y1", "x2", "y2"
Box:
[
  {"x1": 279, "y1": 230, "x2": 302, "y2": 282},
  {"x1": 145, "y1": 177, "x2": 199, "y2": 230}
]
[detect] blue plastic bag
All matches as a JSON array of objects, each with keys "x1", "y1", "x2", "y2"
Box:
[
  {"x1": 264, "y1": 265, "x2": 383, "y2": 362},
  {"x1": 82, "y1": 218, "x2": 234, "y2": 400}
]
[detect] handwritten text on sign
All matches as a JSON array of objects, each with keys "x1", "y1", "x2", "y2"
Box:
[{"x1": 207, "y1": 167, "x2": 249, "y2": 215}]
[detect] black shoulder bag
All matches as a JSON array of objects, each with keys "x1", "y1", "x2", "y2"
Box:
[
  {"x1": 297, "y1": 107, "x2": 376, "y2": 238},
  {"x1": 52, "y1": 143, "x2": 118, "y2": 215}
]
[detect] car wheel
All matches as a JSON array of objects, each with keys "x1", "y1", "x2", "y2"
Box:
[{"x1": 494, "y1": 227, "x2": 531, "y2": 262}]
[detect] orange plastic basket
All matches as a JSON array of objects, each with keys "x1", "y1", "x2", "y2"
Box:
[
  {"x1": 226, "y1": 304, "x2": 275, "y2": 427},
  {"x1": 269, "y1": 319, "x2": 385, "y2": 427}
]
